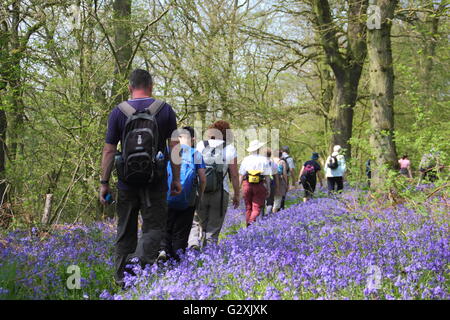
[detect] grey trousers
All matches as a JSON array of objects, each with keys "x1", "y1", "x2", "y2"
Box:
[
  {"x1": 114, "y1": 187, "x2": 167, "y2": 284},
  {"x1": 188, "y1": 190, "x2": 229, "y2": 248}
]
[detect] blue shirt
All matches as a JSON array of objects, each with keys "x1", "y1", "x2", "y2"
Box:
[{"x1": 179, "y1": 144, "x2": 206, "y2": 172}]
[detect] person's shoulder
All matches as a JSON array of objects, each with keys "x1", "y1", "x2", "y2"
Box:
[
  {"x1": 162, "y1": 102, "x2": 176, "y2": 116},
  {"x1": 196, "y1": 140, "x2": 206, "y2": 152},
  {"x1": 108, "y1": 106, "x2": 124, "y2": 121},
  {"x1": 224, "y1": 143, "x2": 237, "y2": 157},
  {"x1": 162, "y1": 101, "x2": 174, "y2": 110},
  {"x1": 225, "y1": 143, "x2": 236, "y2": 152}
]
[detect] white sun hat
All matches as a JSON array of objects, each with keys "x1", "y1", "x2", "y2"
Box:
[
  {"x1": 247, "y1": 140, "x2": 266, "y2": 153},
  {"x1": 333, "y1": 145, "x2": 342, "y2": 153}
]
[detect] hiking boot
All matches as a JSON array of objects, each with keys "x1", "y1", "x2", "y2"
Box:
[{"x1": 190, "y1": 245, "x2": 200, "y2": 251}]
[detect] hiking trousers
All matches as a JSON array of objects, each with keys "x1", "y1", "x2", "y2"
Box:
[
  {"x1": 242, "y1": 180, "x2": 266, "y2": 226},
  {"x1": 188, "y1": 189, "x2": 229, "y2": 248},
  {"x1": 302, "y1": 176, "x2": 317, "y2": 199},
  {"x1": 161, "y1": 206, "x2": 195, "y2": 260},
  {"x1": 327, "y1": 176, "x2": 343, "y2": 194},
  {"x1": 114, "y1": 187, "x2": 167, "y2": 284},
  {"x1": 265, "y1": 181, "x2": 276, "y2": 215}
]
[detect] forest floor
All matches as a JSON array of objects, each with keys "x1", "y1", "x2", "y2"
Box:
[{"x1": 0, "y1": 186, "x2": 448, "y2": 300}]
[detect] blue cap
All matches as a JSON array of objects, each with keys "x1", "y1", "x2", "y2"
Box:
[{"x1": 311, "y1": 152, "x2": 319, "y2": 160}]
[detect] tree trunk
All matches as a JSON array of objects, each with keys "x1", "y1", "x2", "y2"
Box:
[
  {"x1": 0, "y1": 109, "x2": 6, "y2": 203},
  {"x1": 0, "y1": 12, "x2": 10, "y2": 204},
  {"x1": 330, "y1": 69, "x2": 361, "y2": 157},
  {"x1": 111, "y1": 0, "x2": 132, "y2": 106},
  {"x1": 42, "y1": 194, "x2": 53, "y2": 225},
  {"x1": 8, "y1": 0, "x2": 25, "y2": 160},
  {"x1": 367, "y1": 0, "x2": 398, "y2": 189},
  {"x1": 311, "y1": 0, "x2": 368, "y2": 159}
]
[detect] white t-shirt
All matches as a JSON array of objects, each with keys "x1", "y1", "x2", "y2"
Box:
[
  {"x1": 268, "y1": 159, "x2": 278, "y2": 175},
  {"x1": 196, "y1": 139, "x2": 237, "y2": 194},
  {"x1": 239, "y1": 154, "x2": 272, "y2": 176}
]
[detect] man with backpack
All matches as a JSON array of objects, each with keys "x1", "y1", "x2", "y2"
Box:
[
  {"x1": 419, "y1": 149, "x2": 442, "y2": 183},
  {"x1": 280, "y1": 146, "x2": 296, "y2": 209},
  {"x1": 325, "y1": 145, "x2": 346, "y2": 194},
  {"x1": 298, "y1": 152, "x2": 323, "y2": 202},
  {"x1": 99, "y1": 69, "x2": 181, "y2": 287},
  {"x1": 188, "y1": 120, "x2": 240, "y2": 248},
  {"x1": 160, "y1": 126, "x2": 206, "y2": 261},
  {"x1": 272, "y1": 150, "x2": 288, "y2": 213},
  {"x1": 263, "y1": 148, "x2": 278, "y2": 215}
]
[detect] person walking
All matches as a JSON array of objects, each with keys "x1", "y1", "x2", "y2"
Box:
[
  {"x1": 239, "y1": 140, "x2": 272, "y2": 225},
  {"x1": 160, "y1": 127, "x2": 206, "y2": 261},
  {"x1": 188, "y1": 120, "x2": 240, "y2": 248},
  {"x1": 366, "y1": 159, "x2": 372, "y2": 188},
  {"x1": 398, "y1": 154, "x2": 413, "y2": 178},
  {"x1": 280, "y1": 146, "x2": 296, "y2": 209},
  {"x1": 419, "y1": 149, "x2": 443, "y2": 183},
  {"x1": 263, "y1": 148, "x2": 278, "y2": 216},
  {"x1": 298, "y1": 152, "x2": 323, "y2": 202},
  {"x1": 99, "y1": 69, "x2": 181, "y2": 287},
  {"x1": 325, "y1": 145, "x2": 346, "y2": 194},
  {"x1": 273, "y1": 150, "x2": 288, "y2": 212}
]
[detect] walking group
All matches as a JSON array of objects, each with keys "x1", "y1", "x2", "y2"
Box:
[{"x1": 99, "y1": 69, "x2": 357, "y2": 287}]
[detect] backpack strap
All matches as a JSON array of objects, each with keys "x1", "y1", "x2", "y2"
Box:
[
  {"x1": 145, "y1": 99, "x2": 165, "y2": 115},
  {"x1": 117, "y1": 101, "x2": 136, "y2": 118}
]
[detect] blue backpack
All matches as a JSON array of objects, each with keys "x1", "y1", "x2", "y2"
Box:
[
  {"x1": 167, "y1": 146, "x2": 198, "y2": 210},
  {"x1": 277, "y1": 161, "x2": 284, "y2": 175}
]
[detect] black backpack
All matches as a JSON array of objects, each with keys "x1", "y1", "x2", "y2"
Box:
[
  {"x1": 327, "y1": 155, "x2": 339, "y2": 170},
  {"x1": 116, "y1": 99, "x2": 165, "y2": 186}
]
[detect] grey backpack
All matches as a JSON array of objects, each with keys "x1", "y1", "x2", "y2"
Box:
[{"x1": 201, "y1": 140, "x2": 227, "y2": 193}]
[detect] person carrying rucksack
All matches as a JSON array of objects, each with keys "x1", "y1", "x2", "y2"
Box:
[
  {"x1": 280, "y1": 146, "x2": 296, "y2": 209},
  {"x1": 239, "y1": 140, "x2": 273, "y2": 226},
  {"x1": 263, "y1": 148, "x2": 279, "y2": 216},
  {"x1": 298, "y1": 152, "x2": 323, "y2": 202},
  {"x1": 419, "y1": 149, "x2": 443, "y2": 182},
  {"x1": 325, "y1": 145, "x2": 346, "y2": 194},
  {"x1": 99, "y1": 69, "x2": 181, "y2": 288},
  {"x1": 273, "y1": 150, "x2": 288, "y2": 212},
  {"x1": 188, "y1": 121, "x2": 240, "y2": 248},
  {"x1": 366, "y1": 159, "x2": 372, "y2": 188},
  {"x1": 159, "y1": 127, "x2": 206, "y2": 261}
]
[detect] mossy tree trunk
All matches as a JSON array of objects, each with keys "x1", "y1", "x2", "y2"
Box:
[
  {"x1": 111, "y1": 0, "x2": 133, "y2": 106},
  {"x1": 311, "y1": 0, "x2": 368, "y2": 158},
  {"x1": 367, "y1": 0, "x2": 399, "y2": 188}
]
